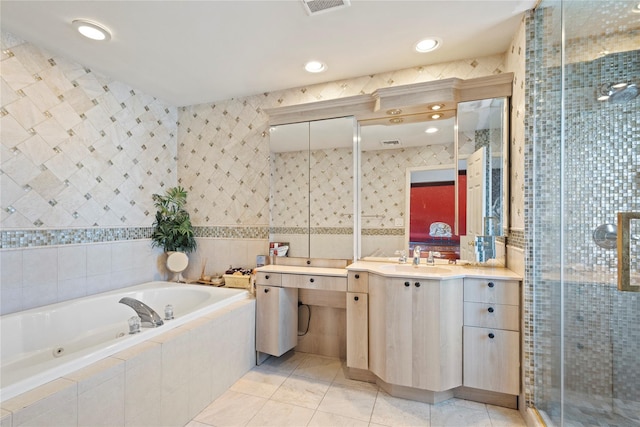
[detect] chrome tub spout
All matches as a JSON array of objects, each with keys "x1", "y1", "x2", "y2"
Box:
[{"x1": 118, "y1": 297, "x2": 164, "y2": 327}]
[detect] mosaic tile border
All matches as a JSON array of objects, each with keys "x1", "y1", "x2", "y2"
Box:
[
  {"x1": 1, "y1": 226, "x2": 271, "y2": 249},
  {"x1": 507, "y1": 229, "x2": 525, "y2": 249},
  {"x1": 362, "y1": 228, "x2": 405, "y2": 236},
  {"x1": 269, "y1": 227, "x2": 356, "y2": 235},
  {"x1": 1, "y1": 227, "x2": 153, "y2": 249}
]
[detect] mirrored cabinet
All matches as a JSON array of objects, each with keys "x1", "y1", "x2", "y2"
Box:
[{"x1": 265, "y1": 73, "x2": 513, "y2": 264}]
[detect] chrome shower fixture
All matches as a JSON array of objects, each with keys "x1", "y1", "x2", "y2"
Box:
[{"x1": 597, "y1": 82, "x2": 639, "y2": 103}]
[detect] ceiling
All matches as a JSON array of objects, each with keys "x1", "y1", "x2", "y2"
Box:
[{"x1": 0, "y1": 1, "x2": 537, "y2": 107}]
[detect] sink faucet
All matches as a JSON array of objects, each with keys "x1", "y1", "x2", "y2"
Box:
[
  {"x1": 413, "y1": 246, "x2": 422, "y2": 265},
  {"x1": 119, "y1": 297, "x2": 164, "y2": 328},
  {"x1": 426, "y1": 251, "x2": 442, "y2": 265}
]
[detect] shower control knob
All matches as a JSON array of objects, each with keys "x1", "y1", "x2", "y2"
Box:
[{"x1": 488, "y1": 307, "x2": 495, "y2": 313}]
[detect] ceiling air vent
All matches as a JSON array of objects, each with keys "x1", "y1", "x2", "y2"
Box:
[
  {"x1": 301, "y1": 0, "x2": 351, "y2": 16},
  {"x1": 380, "y1": 139, "x2": 401, "y2": 147}
]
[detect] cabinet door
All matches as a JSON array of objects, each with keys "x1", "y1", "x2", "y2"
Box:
[
  {"x1": 346, "y1": 292, "x2": 368, "y2": 370},
  {"x1": 256, "y1": 285, "x2": 298, "y2": 357},
  {"x1": 463, "y1": 326, "x2": 519, "y2": 395}
]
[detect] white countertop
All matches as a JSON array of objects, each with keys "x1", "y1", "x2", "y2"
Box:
[
  {"x1": 257, "y1": 261, "x2": 521, "y2": 281},
  {"x1": 256, "y1": 264, "x2": 348, "y2": 277},
  {"x1": 347, "y1": 260, "x2": 522, "y2": 280}
]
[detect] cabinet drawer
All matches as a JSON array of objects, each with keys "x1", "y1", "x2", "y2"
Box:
[
  {"x1": 464, "y1": 302, "x2": 519, "y2": 331},
  {"x1": 256, "y1": 272, "x2": 282, "y2": 287},
  {"x1": 346, "y1": 292, "x2": 368, "y2": 370},
  {"x1": 463, "y1": 326, "x2": 519, "y2": 395},
  {"x1": 464, "y1": 278, "x2": 519, "y2": 305},
  {"x1": 281, "y1": 274, "x2": 347, "y2": 291},
  {"x1": 348, "y1": 271, "x2": 369, "y2": 293}
]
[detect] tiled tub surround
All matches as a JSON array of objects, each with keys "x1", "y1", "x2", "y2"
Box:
[{"x1": 0, "y1": 296, "x2": 256, "y2": 427}]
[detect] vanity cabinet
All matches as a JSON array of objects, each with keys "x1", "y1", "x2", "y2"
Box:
[
  {"x1": 463, "y1": 278, "x2": 520, "y2": 395},
  {"x1": 256, "y1": 272, "x2": 298, "y2": 357},
  {"x1": 368, "y1": 273, "x2": 463, "y2": 392},
  {"x1": 346, "y1": 271, "x2": 369, "y2": 370}
]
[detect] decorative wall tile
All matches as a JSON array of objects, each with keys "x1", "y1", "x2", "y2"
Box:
[{"x1": 0, "y1": 31, "x2": 178, "y2": 229}]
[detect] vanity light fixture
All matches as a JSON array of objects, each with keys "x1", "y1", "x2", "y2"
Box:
[
  {"x1": 425, "y1": 127, "x2": 439, "y2": 134},
  {"x1": 415, "y1": 38, "x2": 441, "y2": 53},
  {"x1": 72, "y1": 19, "x2": 112, "y2": 41},
  {"x1": 429, "y1": 104, "x2": 444, "y2": 111},
  {"x1": 304, "y1": 60, "x2": 327, "y2": 73},
  {"x1": 386, "y1": 108, "x2": 402, "y2": 115}
]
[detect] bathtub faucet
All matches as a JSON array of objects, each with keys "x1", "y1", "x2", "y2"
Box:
[{"x1": 119, "y1": 297, "x2": 164, "y2": 328}]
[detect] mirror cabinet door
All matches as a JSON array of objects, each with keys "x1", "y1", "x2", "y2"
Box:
[{"x1": 270, "y1": 117, "x2": 356, "y2": 260}]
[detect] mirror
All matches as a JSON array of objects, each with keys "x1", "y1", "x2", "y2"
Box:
[
  {"x1": 269, "y1": 116, "x2": 356, "y2": 260},
  {"x1": 359, "y1": 97, "x2": 509, "y2": 263}
]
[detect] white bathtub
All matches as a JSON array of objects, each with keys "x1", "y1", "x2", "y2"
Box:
[{"x1": 0, "y1": 281, "x2": 250, "y2": 402}]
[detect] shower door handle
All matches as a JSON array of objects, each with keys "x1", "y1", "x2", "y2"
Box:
[{"x1": 618, "y1": 212, "x2": 640, "y2": 292}]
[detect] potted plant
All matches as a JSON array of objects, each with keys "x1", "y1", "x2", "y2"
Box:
[{"x1": 151, "y1": 186, "x2": 197, "y2": 254}]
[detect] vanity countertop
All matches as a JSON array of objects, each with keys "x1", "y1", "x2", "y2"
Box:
[
  {"x1": 347, "y1": 260, "x2": 522, "y2": 281},
  {"x1": 256, "y1": 264, "x2": 348, "y2": 277}
]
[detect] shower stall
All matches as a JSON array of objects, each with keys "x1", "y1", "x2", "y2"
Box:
[{"x1": 528, "y1": 0, "x2": 639, "y2": 425}]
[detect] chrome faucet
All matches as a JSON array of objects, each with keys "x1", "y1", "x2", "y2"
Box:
[
  {"x1": 426, "y1": 251, "x2": 441, "y2": 265},
  {"x1": 412, "y1": 246, "x2": 422, "y2": 265},
  {"x1": 119, "y1": 297, "x2": 164, "y2": 328}
]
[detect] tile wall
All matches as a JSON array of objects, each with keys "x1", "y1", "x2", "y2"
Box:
[{"x1": 1, "y1": 26, "x2": 527, "y2": 312}]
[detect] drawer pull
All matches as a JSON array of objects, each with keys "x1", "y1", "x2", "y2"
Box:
[
  {"x1": 354, "y1": 296, "x2": 359, "y2": 301},
  {"x1": 265, "y1": 275, "x2": 270, "y2": 280},
  {"x1": 488, "y1": 332, "x2": 495, "y2": 339},
  {"x1": 488, "y1": 282, "x2": 495, "y2": 288},
  {"x1": 355, "y1": 274, "x2": 360, "y2": 279},
  {"x1": 487, "y1": 307, "x2": 494, "y2": 313},
  {"x1": 264, "y1": 288, "x2": 269, "y2": 293},
  {"x1": 306, "y1": 260, "x2": 311, "y2": 265},
  {"x1": 404, "y1": 281, "x2": 410, "y2": 287},
  {"x1": 414, "y1": 282, "x2": 421, "y2": 288},
  {"x1": 309, "y1": 278, "x2": 315, "y2": 283}
]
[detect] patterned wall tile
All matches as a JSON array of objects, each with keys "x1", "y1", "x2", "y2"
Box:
[{"x1": 1, "y1": 31, "x2": 178, "y2": 229}]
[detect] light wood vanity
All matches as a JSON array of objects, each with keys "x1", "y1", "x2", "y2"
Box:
[{"x1": 255, "y1": 259, "x2": 522, "y2": 408}]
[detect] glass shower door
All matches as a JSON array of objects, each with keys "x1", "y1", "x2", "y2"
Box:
[{"x1": 532, "y1": 1, "x2": 640, "y2": 425}]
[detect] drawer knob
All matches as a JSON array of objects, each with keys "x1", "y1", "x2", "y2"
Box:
[
  {"x1": 488, "y1": 307, "x2": 495, "y2": 313},
  {"x1": 354, "y1": 296, "x2": 359, "y2": 301},
  {"x1": 488, "y1": 282, "x2": 495, "y2": 288},
  {"x1": 310, "y1": 278, "x2": 315, "y2": 283},
  {"x1": 488, "y1": 332, "x2": 495, "y2": 339},
  {"x1": 265, "y1": 275, "x2": 270, "y2": 280},
  {"x1": 306, "y1": 260, "x2": 311, "y2": 265},
  {"x1": 404, "y1": 281, "x2": 410, "y2": 287},
  {"x1": 414, "y1": 282, "x2": 421, "y2": 288},
  {"x1": 264, "y1": 288, "x2": 269, "y2": 293},
  {"x1": 355, "y1": 274, "x2": 360, "y2": 279}
]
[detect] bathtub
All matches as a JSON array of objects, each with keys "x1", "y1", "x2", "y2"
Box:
[{"x1": 0, "y1": 281, "x2": 250, "y2": 402}]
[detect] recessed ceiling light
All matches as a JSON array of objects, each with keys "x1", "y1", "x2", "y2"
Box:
[
  {"x1": 304, "y1": 60, "x2": 327, "y2": 73},
  {"x1": 430, "y1": 113, "x2": 442, "y2": 119},
  {"x1": 425, "y1": 127, "x2": 439, "y2": 134},
  {"x1": 72, "y1": 19, "x2": 111, "y2": 41},
  {"x1": 430, "y1": 104, "x2": 444, "y2": 111},
  {"x1": 415, "y1": 38, "x2": 441, "y2": 53}
]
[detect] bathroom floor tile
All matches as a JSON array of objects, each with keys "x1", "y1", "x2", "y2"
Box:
[
  {"x1": 308, "y1": 410, "x2": 370, "y2": 427},
  {"x1": 292, "y1": 353, "x2": 343, "y2": 383},
  {"x1": 246, "y1": 400, "x2": 315, "y2": 427},
  {"x1": 370, "y1": 390, "x2": 431, "y2": 426},
  {"x1": 229, "y1": 365, "x2": 288, "y2": 399},
  {"x1": 189, "y1": 355, "x2": 528, "y2": 427},
  {"x1": 270, "y1": 374, "x2": 331, "y2": 409},
  {"x1": 317, "y1": 382, "x2": 378, "y2": 422},
  {"x1": 193, "y1": 389, "x2": 267, "y2": 426}
]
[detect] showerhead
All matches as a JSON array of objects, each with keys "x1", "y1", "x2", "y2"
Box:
[{"x1": 597, "y1": 82, "x2": 639, "y2": 103}]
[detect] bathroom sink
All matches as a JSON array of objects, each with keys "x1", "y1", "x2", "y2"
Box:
[{"x1": 378, "y1": 264, "x2": 451, "y2": 275}]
